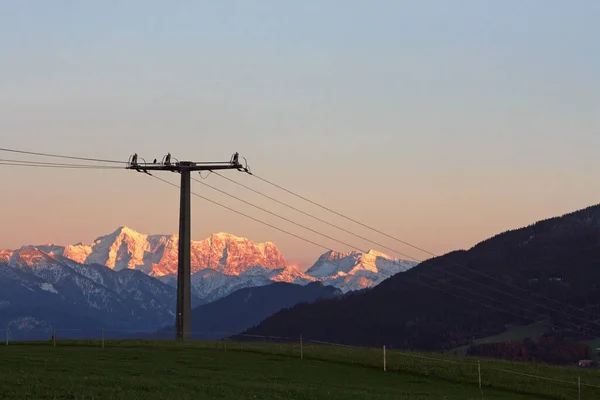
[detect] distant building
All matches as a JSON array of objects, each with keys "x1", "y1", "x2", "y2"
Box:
[{"x1": 578, "y1": 360, "x2": 594, "y2": 368}]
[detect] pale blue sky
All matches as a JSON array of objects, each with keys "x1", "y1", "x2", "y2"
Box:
[{"x1": 1, "y1": 1, "x2": 599, "y2": 268}]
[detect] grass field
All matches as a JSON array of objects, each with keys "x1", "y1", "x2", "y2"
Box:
[
  {"x1": 446, "y1": 322, "x2": 551, "y2": 357},
  {"x1": 473, "y1": 321, "x2": 550, "y2": 345},
  {"x1": 0, "y1": 340, "x2": 598, "y2": 399}
]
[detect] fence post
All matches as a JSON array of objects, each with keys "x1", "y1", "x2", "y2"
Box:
[
  {"x1": 478, "y1": 360, "x2": 482, "y2": 390},
  {"x1": 53, "y1": 326, "x2": 56, "y2": 347},
  {"x1": 5, "y1": 326, "x2": 8, "y2": 346},
  {"x1": 578, "y1": 377, "x2": 581, "y2": 400},
  {"x1": 101, "y1": 328, "x2": 105, "y2": 349},
  {"x1": 300, "y1": 334, "x2": 303, "y2": 360},
  {"x1": 383, "y1": 345, "x2": 387, "y2": 372}
]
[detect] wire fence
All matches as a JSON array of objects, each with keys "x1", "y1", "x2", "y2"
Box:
[{"x1": 2, "y1": 327, "x2": 599, "y2": 400}]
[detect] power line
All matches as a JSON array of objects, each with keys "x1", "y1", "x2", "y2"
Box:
[
  {"x1": 213, "y1": 171, "x2": 418, "y2": 260},
  {"x1": 201, "y1": 174, "x2": 593, "y2": 331},
  {"x1": 223, "y1": 172, "x2": 600, "y2": 330},
  {"x1": 191, "y1": 176, "x2": 371, "y2": 254},
  {"x1": 420, "y1": 270, "x2": 600, "y2": 337},
  {"x1": 440, "y1": 257, "x2": 600, "y2": 322},
  {"x1": 160, "y1": 176, "x2": 533, "y2": 322},
  {"x1": 251, "y1": 173, "x2": 600, "y2": 321},
  {"x1": 0, "y1": 147, "x2": 125, "y2": 164},
  {"x1": 405, "y1": 275, "x2": 590, "y2": 338},
  {"x1": 432, "y1": 262, "x2": 600, "y2": 330},
  {"x1": 0, "y1": 159, "x2": 124, "y2": 169},
  {"x1": 252, "y1": 173, "x2": 432, "y2": 252},
  {"x1": 150, "y1": 174, "x2": 331, "y2": 252},
  {"x1": 167, "y1": 174, "x2": 600, "y2": 336},
  {"x1": 0, "y1": 161, "x2": 122, "y2": 170},
  {"x1": 379, "y1": 251, "x2": 600, "y2": 338},
  {"x1": 383, "y1": 254, "x2": 598, "y2": 336},
  {"x1": 194, "y1": 175, "x2": 593, "y2": 333}
]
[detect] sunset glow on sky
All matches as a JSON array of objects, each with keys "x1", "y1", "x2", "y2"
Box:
[{"x1": 1, "y1": 1, "x2": 599, "y2": 268}]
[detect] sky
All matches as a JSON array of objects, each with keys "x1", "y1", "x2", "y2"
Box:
[{"x1": 0, "y1": 1, "x2": 599, "y2": 269}]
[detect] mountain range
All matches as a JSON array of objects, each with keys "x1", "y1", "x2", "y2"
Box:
[
  {"x1": 0, "y1": 227, "x2": 416, "y2": 336},
  {"x1": 2, "y1": 226, "x2": 416, "y2": 302},
  {"x1": 0, "y1": 246, "x2": 187, "y2": 336},
  {"x1": 244, "y1": 204, "x2": 600, "y2": 354}
]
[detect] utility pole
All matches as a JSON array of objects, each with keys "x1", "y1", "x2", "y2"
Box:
[{"x1": 127, "y1": 152, "x2": 246, "y2": 341}]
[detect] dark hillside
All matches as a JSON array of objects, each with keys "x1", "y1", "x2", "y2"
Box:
[
  {"x1": 161, "y1": 281, "x2": 341, "y2": 339},
  {"x1": 246, "y1": 204, "x2": 600, "y2": 352}
]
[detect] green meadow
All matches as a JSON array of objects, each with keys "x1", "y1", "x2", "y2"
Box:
[{"x1": 0, "y1": 340, "x2": 598, "y2": 399}]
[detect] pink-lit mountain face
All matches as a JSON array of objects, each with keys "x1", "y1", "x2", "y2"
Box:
[
  {"x1": 305, "y1": 249, "x2": 417, "y2": 291},
  {"x1": 1, "y1": 227, "x2": 418, "y2": 302},
  {"x1": 59, "y1": 226, "x2": 286, "y2": 277}
]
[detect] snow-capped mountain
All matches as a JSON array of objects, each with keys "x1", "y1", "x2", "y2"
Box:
[
  {"x1": 0, "y1": 245, "x2": 201, "y2": 335},
  {"x1": 166, "y1": 265, "x2": 316, "y2": 303},
  {"x1": 59, "y1": 226, "x2": 285, "y2": 277},
  {"x1": 306, "y1": 250, "x2": 417, "y2": 292},
  {"x1": 0, "y1": 226, "x2": 417, "y2": 333},
  {"x1": 153, "y1": 244, "x2": 415, "y2": 300}
]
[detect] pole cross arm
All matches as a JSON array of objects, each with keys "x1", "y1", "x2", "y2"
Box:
[{"x1": 126, "y1": 152, "x2": 244, "y2": 173}]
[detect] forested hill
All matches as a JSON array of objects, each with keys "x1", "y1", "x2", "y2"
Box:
[
  {"x1": 245, "y1": 204, "x2": 600, "y2": 351},
  {"x1": 186, "y1": 281, "x2": 341, "y2": 339}
]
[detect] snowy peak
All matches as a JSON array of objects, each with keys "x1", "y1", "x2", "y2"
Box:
[
  {"x1": 62, "y1": 243, "x2": 92, "y2": 265},
  {"x1": 317, "y1": 250, "x2": 360, "y2": 262},
  {"x1": 308, "y1": 250, "x2": 362, "y2": 277},
  {"x1": 85, "y1": 226, "x2": 157, "y2": 270},
  {"x1": 54, "y1": 227, "x2": 287, "y2": 278},
  {"x1": 6, "y1": 246, "x2": 62, "y2": 269},
  {"x1": 308, "y1": 250, "x2": 388, "y2": 277},
  {"x1": 200, "y1": 232, "x2": 285, "y2": 275},
  {"x1": 270, "y1": 265, "x2": 316, "y2": 285},
  {"x1": 306, "y1": 249, "x2": 418, "y2": 292},
  {"x1": 60, "y1": 226, "x2": 147, "y2": 268},
  {"x1": 0, "y1": 249, "x2": 13, "y2": 263}
]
